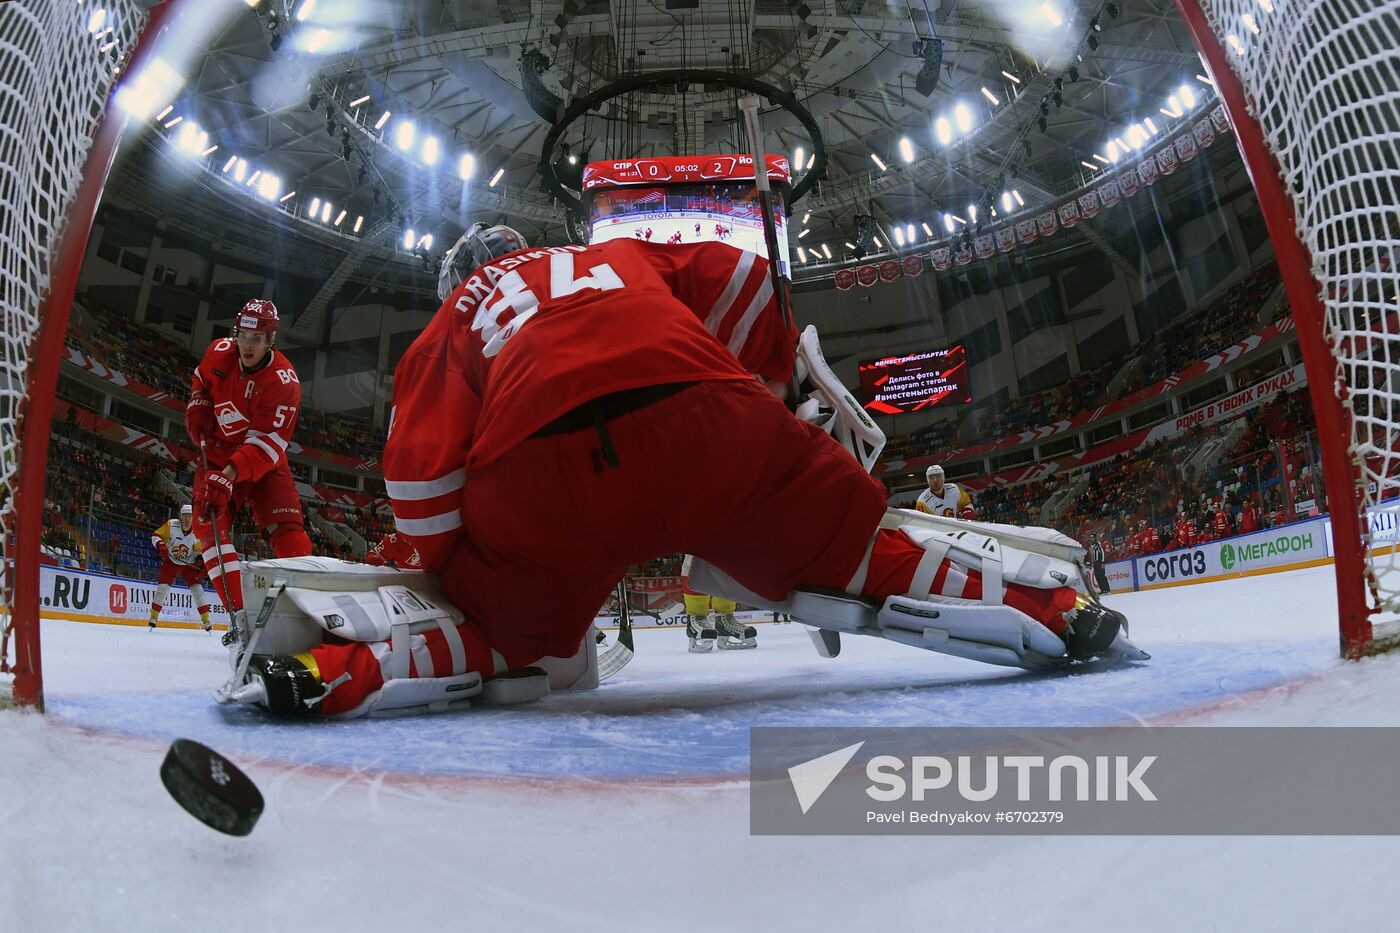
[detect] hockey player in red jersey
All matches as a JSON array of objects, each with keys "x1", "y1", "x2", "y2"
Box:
[
  {"x1": 231, "y1": 224, "x2": 1130, "y2": 717},
  {"x1": 185, "y1": 299, "x2": 312, "y2": 636}
]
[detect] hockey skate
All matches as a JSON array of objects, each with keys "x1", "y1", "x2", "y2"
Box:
[
  {"x1": 687, "y1": 613, "x2": 717, "y2": 652},
  {"x1": 714, "y1": 611, "x2": 757, "y2": 649}
]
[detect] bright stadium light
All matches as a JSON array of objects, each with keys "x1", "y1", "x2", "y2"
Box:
[
  {"x1": 1180, "y1": 83, "x2": 1198, "y2": 108},
  {"x1": 403, "y1": 228, "x2": 415, "y2": 249},
  {"x1": 935, "y1": 117, "x2": 953, "y2": 145},
  {"x1": 1001, "y1": 191, "x2": 1013, "y2": 211},
  {"x1": 1012, "y1": 190, "x2": 1024, "y2": 206},
  {"x1": 794, "y1": 147, "x2": 805, "y2": 171},
  {"x1": 921, "y1": 222, "x2": 934, "y2": 238},
  {"x1": 354, "y1": 215, "x2": 364, "y2": 232},
  {"x1": 1126, "y1": 123, "x2": 1148, "y2": 149},
  {"x1": 296, "y1": 0, "x2": 317, "y2": 21},
  {"x1": 375, "y1": 110, "x2": 392, "y2": 130},
  {"x1": 1082, "y1": 160, "x2": 1099, "y2": 170},
  {"x1": 489, "y1": 168, "x2": 504, "y2": 187},
  {"x1": 258, "y1": 174, "x2": 280, "y2": 201},
  {"x1": 233, "y1": 158, "x2": 247, "y2": 181},
  {"x1": 1040, "y1": 3, "x2": 1063, "y2": 26},
  {"x1": 334, "y1": 209, "x2": 346, "y2": 226},
  {"x1": 905, "y1": 223, "x2": 915, "y2": 242},
  {"x1": 898, "y1": 137, "x2": 914, "y2": 163},
  {"x1": 458, "y1": 152, "x2": 476, "y2": 180},
  {"x1": 968, "y1": 204, "x2": 978, "y2": 223},
  {"x1": 845, "y1": 242, "x2": 856, "y2": 250},
  {"x1": 894, "y1": 227, "x2": 906, "y2": 247},
  {"x1": 349, "y1": 94, "x2": 370, "y2": 107},
  {"x1": 954, "y1": 103, "x2": 973, "y2": 133},
  {"x1": 395, "y1": 120, "x2": 415, "y2": 151},
  {"x1": 114, "y1": 57, "x2": 184, "y2": 120},
  {"x1": 1144, "y1": 117, "x2": 1159, "y2": 134},
  {"x1": 422, "y1": 135, "x2": 439, "y2": 165},
  {"x1": 320, "y1": 201, "x2": 332, "y2": 223},
  {"x1": 222, "y1": 155, "x2": 237, "y2": 173},
  {"x1": 309, "y1": 196, "x2": 320, "y2": 215},
  {"x1": 981, "y1": 87, "x2": 1000, "y2": 106},
  {"x1": 821, "y1": 243, "x2": 832, "y2": 259},
  {"x1": 279, "y1": 190, "x2": 296, "y2": 203},
  {"x1": 1001, "y1": 70, "x2": 1022, "y2": 84},
  {"x1": 870, "y1": 153, "x2": 888, "y2": 171},
  {"x1": 943, "y1": 214, "x2": 955, "y2": 232}
]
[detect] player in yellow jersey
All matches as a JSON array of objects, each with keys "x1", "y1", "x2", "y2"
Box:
[
  {"x1": 149, "y1": 504, "x2": 213, "y2": 631},
  {"x1": 914, "y1": 464, "x2": 977, "y2": 519}
]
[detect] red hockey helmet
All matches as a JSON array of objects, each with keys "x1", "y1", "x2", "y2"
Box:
[{"x1": 236, "y1": 299, "x2": 279, "y2": 335}]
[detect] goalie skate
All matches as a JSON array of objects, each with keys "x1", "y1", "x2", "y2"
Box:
[{"x1": 687, "y1": 613, "x2": 717, "y2": 653}]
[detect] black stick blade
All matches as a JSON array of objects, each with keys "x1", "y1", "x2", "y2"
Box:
[{"x1": 160, "y1": 738, "x2": 264, "y2": 836}]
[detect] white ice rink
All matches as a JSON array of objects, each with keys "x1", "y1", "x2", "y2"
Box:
[{"x1": 6, "y1": 563, "x2": 1400, "y2": 932}]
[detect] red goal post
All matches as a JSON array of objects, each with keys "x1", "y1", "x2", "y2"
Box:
[
  {"x1": 1175, "y1": 0, "x2": 1400, "y2": 657},
  {"x1": 0, "y1": 0, "x2": 187, "y2": 709}
]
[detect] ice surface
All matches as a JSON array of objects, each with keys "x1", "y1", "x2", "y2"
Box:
[{"x1": 5, "y1": 563, "x2": 1400, "y2": 931}]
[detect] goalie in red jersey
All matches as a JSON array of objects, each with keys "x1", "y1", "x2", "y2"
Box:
[
  {"x1": 184, "y1": 299, "x2": 312, "y2": 638},
  {"x1": 227, "y1": 224, "x2": 1137, "y2": 719}
]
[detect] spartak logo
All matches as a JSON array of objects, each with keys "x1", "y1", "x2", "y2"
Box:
[{"x1": 215, "y1": 401, "x2": 249, "y2": 432}]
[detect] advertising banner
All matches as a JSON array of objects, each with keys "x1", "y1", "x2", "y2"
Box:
[{"x1": 39, "y1": 565, "x2": 231, "y2": 626}]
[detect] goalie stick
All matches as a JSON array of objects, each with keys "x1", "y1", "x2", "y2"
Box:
[{"x1": 596, "y1": 579, "x2": 634, "y2": 682}]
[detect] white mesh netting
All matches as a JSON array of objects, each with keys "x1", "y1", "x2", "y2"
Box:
[
  {"x1": 1195, "y1": 0, "x2": 1400, "y2": 619},
  {"x1": 0, "y1": 0, "x2": 146, "y2": 686}
]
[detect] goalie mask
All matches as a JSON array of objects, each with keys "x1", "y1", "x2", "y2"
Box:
[
  {"x1": 791, "y1": 325, "x2": 886, "y2": 473},
  {"x1": 438, "y1": 223, "x2": 529, "y2": 301}
]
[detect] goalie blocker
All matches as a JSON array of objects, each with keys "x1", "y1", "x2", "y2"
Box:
[{"x1": 219, "y1": 557, "x2": 600, "y2": 718}]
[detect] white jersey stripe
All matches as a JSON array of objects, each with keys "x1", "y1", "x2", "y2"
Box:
[
  {"x1": 394, "y1": 511, "x2": 462, "y2": 536},
  {"x1": 249, "y1": 436, "x2": 281, "y2": 463},
  {"x1": 387, "y1": 469, "x2": 468, "y2": 501},
  {"x1": 726, "y1": 275, "x2": 774, "y2": 358},
  {"x1": 704, "y1": 251, "x2": 756, "y2": 335}
]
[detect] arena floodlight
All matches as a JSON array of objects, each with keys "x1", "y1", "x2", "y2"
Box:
[
  {"x1": 1180, "y1": 84, "x2": 1198, "y2": 108},
  {"x1": 296, "y1": 0, "x2": 317, "y2": 22},
  {"x1": 354, "y1": 215, "x2": 364, "y2": 232},
  {"x1": 320, "y1": 201, "x2": 332, "y2": 223},
  {"x1": 894, "y1": 227, "x2": 906, "y2": 247},
  {"x1": 1001, "y1": 191, "x2": 1013, "y2": 211},
  {"x1": 898, "y1": 137, "x2": 914, "y2": 163},
  {"x1": 375, "y1": 110, "x2": 392, "y2": 130},
  {"x1": 797, "y1": 245, "x2": 808, "y2": 262},
  {"x1": 1082, "y1": 161, "x2": 1099, "y2": 170},
  {"x1": 334, "y1": 209, "x2": 346, "y2": 226},
  {"x1": 845, "y1": 241, "x2": 856, "y2": 250},
  {"x1": 806, "y1": 152, "x2": 815, "y2": 170},
  {"x1": 395, "y1": 120, "x2": 415, "y2": 151},
  {"x1": 303, "y1": 29, "x2": 332, "y2": 54},
  {"x1": 258, "y1": 174, "x2": 280, "y2": 201},
  {"x1": 233, "y1": 158, "x2": 247, "y2": 181},
  {"x1": 222, "y1": 155, "x2": 237, "y2": 173},
  {"x1": 1126, "y1": 124, "x2": 1148, "y2": 149},
  {"x1": 115, "y1": 58, "x2": 184, "y2": 120},
  {"x1": 934, "y1": 117, "x2": 953, "y2": 146},
  {"x1": 1144, "y1": 117, "x2": 1159, "y2": 134},
  {"x1": 921, "y1": 221, "x2": 934, "y2": 238},
  {"x1": 870, "y1": 153, "x2": 888, "y2": 171},
  {"x1": 1227, "y1": 33, "x2": 1245, "y2": 54},
  {"x1": 1012, "y1": 190, "x2": 1024, "y2": 206},
  {"x1": 1241, "y1": 13, "x2": 1261, "y2": 34},
  {"x1": 489, "y1": 168, "x2": 504, "y2": 187},
  {"x1": 163, "y1": 114, "x2": 182, "y2": 129},
  {"x1": 798, "y1": 228, "x2": 810, "y2": 238},
  {"x1": 821, "y1": 243, "x2": 832, "y2": 259},
  {"x1": 422, "y1": 135, "x2": 439, "y2": 165},
  {"x1": 309, "y1": 196, "x2": 320, "y2": 215},
  {"x1": 794, "y1": 146, "x2": 805, "y2": 171},
  {"x1": 403, "y1": 229, "x2": 415, "y2": 249},
  {"x1": 1001, "y1": 70, "x2": 1021, "y2": 84},
  {"x1": 943, "y1": 214, "x2": 955, "y2": 232},
  {"x1": 279, "y1": 190, "x2": 296, "y2": 203},
  {"x1": 458, "y1": 153, "x2": 476, "y2": 180},
  {"x1": 803, "y1": 212, "x2": 812, "y2": 224},
  {"x1": 201, "y1": 144, "x2": 218, "y2": 157},
  {"x1": 954, "y1": 103, "x2": 973, "y2": 133},
  {"x1": 1040, "y1": 3, "x2": 1063, "y2": 27},
  {"x1": 349, "y1": 95, "x2": 370, "y2": 108},
  {"x1": 981, "y1": 87, "x2": 999, "y2": 106}
]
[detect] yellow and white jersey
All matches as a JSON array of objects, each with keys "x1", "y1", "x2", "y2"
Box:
[
  {"x1": 915, "y1": 483, "x2": 971, "y2": 517},
  {"x1": 152, "y1": 519, "x2": 202, "y2": 567}
]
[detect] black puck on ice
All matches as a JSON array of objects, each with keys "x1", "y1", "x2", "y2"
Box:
[{"x1": 159, "y1": 738, "x2": 264, "y2": 836}]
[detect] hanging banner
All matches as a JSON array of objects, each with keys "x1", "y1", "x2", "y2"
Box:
[
  {"x1": 1097, "y1": 178, "x2": 1121, "y2": 207},
  {"x1": 931, "y1": 246, "x2": 952, "y2": 271},
  {"x1": 1211, "y1": 104, "x2": 1230, "y2": 132},
  {"x1": 995, "y1": 227, "x2": 1017, "y2": 253},
  {"x1": 1057, "y1": 200, "x2": 1081, "y2": 227},
  {"x1": 834, "y1": 268, "x2": 856, "y2": 290},
  {"x1": 1195, "y1": 119, "x2": 1216, "y2": 148},
  {"x1": 1138, "y1": 157, "x2": 1159, "y2": 186},
  {"x1": 1077, "y1": 190, "x2": 1101, "y2": 218},
  {"x1": 954, "y1": 241, "x2": 973, "y2": 265},
  {"x1": 1175, "y1": 132, "x2": 1198, "y2": 163},
  {"x1": 1036, "y1": 211, "x2": 1059, "y2": 237},
  {"x1": 1015, "y1": 219, "x2": 1038, "y2": 245},
  {"x1": 1157, "y1": 146, "x2": 1179, "y2": 176},
  {"x1": 901, "y1": 254, "x2": 925, "y2": 277},
  {"x1": 878, "y1": 260, "x2": 902, "y2": 283},
  {"x1": 1119, "y1": 168, "x2": 1140, "y2": 198},
  {"x1": 974, "y1": 234, "x2": 996, "y2": 259},
  {"x1": 856, "y1": 264, "x2": 879, "y2": 287}
]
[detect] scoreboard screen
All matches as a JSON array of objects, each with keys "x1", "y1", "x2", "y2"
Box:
[
  {"x1": 583, "y1": 154, "x2": 791, "y2": 277},
  {"x1": 858, "y1": 346, "x2": 971, "y2": 415}
]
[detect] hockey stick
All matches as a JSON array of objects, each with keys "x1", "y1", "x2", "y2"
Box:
[
  {"x1": 198, "y1": 443, "x2": 243, "y2": 644},
  {"x1": 596, "y1": 578, "x2": 634, "y2": 682}
]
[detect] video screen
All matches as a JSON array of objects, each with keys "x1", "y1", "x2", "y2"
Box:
[
  {"x1": 858, "y1": 346, "x2": 971, "y2": 415},
  {"x1": 587, "y1": 181, "x2": 790, "y2": 278}
]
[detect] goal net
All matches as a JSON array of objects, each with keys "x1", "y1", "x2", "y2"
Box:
[
  {"x1": 0, "y1": 0, "x2": 152, "y2": 707},
  {"x1": 1176, "y1": 0, "x2": 1400, "y2": 655}
]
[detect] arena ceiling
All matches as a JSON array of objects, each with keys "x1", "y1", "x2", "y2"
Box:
[{"x1": 110, "y1": 0, "x2": 1219, "y2": 295}]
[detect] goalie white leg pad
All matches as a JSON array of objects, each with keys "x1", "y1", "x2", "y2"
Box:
[
  {"x1": 687, "y1": 560, "x2": 1071, "y2": 671},
  {"x1": 235, "y1": 557, "x2": 599, "y2": 693}
]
